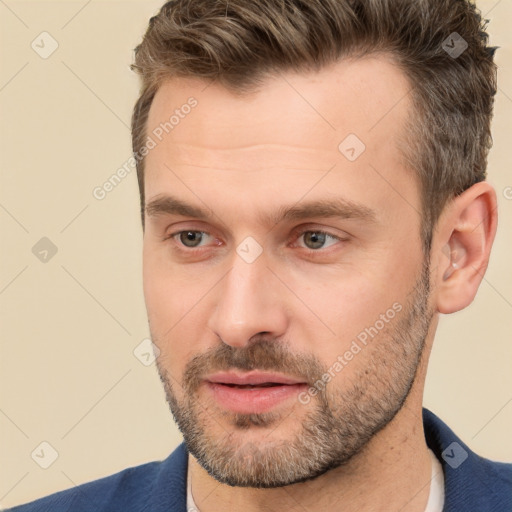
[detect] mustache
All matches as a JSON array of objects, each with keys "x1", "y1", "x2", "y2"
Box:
[{"x1": 181, "y1": 339, "x2": 326, "y2": 393}]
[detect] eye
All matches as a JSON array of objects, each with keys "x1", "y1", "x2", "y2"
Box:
[
  {"x1": 170, "y1": 230, "x2": 213, "y2": 248},
  {"x1": 295, "y1": 230, "x2": 342, "y2": 250},
  {"x1": 164, "y1": 228, "x2": 345, "y2": 254}
]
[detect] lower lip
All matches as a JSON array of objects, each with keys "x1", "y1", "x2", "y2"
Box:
[{"x1": 205, "y1": 381, "x2": 307, "y2": 414}]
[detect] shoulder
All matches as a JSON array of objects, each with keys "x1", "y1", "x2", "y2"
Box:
[
  {"x1": 423, "y1": 408, "x2": 512, "y2": 512},
  {"x1": 4, "y1": 443, "x2": 188, "y2": 512}
]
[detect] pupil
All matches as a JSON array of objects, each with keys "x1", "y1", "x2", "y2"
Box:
[
  {"x1": 181, "y1": 231, "x2": 202, "y2": 247},
  {"x1": 305, "y1": 232, "x2": 325, "y2": 249}
]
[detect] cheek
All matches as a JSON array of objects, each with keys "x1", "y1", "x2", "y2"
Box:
[
  {"x1": 143, "y1": 252, "x2": 188, "y2": 358},
  {"x1": 143, "y1": 242, "x2": 193, "y2": 322},
  {"x1": 288, "y1": 262, "x2": 412, "y2": 365},
  {"x1": 143, "y1": 249, "x2": 217, "y2": 378}
]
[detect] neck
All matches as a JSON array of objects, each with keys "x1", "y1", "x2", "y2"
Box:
[{"x1": 188, "y1": 402, "x2": 433, "y2": 512}]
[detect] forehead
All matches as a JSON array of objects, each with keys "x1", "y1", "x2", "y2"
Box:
[
  {"x1": 143, "y1": 55, "x2": 417, "y2": 224},
  {"x1": 146, "y1": 54, "x2": 411, "y2": 150}
]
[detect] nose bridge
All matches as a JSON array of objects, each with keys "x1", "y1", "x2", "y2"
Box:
[{"x1": 207, "y1": 249, "x2": 287, "y2": 347}]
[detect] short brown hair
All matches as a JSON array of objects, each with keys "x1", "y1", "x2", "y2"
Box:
[{"x1": 131, "y1": 0, "x2": 497, "y2": 251}]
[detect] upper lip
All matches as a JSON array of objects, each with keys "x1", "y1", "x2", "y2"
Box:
[{"x1": 205, "y1": 371, "x2": 305, "y2": 386}]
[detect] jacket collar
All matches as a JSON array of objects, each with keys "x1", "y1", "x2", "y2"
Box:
[
  {"x1": 423, "y1": 408, "x2": 510, "y2": 511},
  {"x1": 150, "y1": 408, "x2": 510, "y2": 511}
]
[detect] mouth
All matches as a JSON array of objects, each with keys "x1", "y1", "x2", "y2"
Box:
[{"x1": 204, "y1": 371, "x2": 308, "y2": 414}]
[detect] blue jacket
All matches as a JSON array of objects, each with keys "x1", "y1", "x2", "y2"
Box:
[{"x1": 6, "y1": 409, "x2": 512, "y2": 511}]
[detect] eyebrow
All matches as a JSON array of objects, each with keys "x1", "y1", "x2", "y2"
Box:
[{"x1": 145, "y1": 194, "x2": 377, "y2": 226}]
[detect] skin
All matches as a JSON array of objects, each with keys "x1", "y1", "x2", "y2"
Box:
[{"x1": 142, "y1": 55, "x2": 497, "y2": 511}]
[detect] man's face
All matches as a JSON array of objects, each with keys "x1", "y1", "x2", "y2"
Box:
[{"x1": 142, "y1": 56, "x2": 434, "y2": 487}]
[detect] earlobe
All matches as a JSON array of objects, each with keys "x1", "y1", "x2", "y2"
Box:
[{"x1": 435, "y1": 182, "x2": 498, "y2": 314}]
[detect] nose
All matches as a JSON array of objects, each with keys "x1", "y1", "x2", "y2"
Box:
[{"x1": 207, "y1": 250, "x2": 289, "y2": 348}]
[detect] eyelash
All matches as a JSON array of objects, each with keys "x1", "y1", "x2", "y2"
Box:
[{"x1": 163, "y1": 228, "x2": 345, "y2": 254}]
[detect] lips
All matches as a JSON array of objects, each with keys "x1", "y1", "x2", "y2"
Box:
[
  {"x1": 206, "y1": 371, "x2": 304, "y2": 386},
  {"x1": 204, "y1": 371, "x2": 308, "y2": 414}
]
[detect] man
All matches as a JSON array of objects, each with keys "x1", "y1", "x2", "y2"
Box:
[{"x1": 8, "y1": 0, "x2": 512, "y2": 511}]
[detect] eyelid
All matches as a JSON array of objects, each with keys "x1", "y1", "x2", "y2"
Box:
[{"x1": 289, "y1": 224, "x2": 349, "y2": 241}]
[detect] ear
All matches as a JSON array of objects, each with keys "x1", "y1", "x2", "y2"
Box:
[{"x1": 432, "y1": 181, "x2": 498, "y2": 314}]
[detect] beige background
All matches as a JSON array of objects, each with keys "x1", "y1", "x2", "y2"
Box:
[{"x1": 0, "y1": 0, "x2": 511, "y2": 508}]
